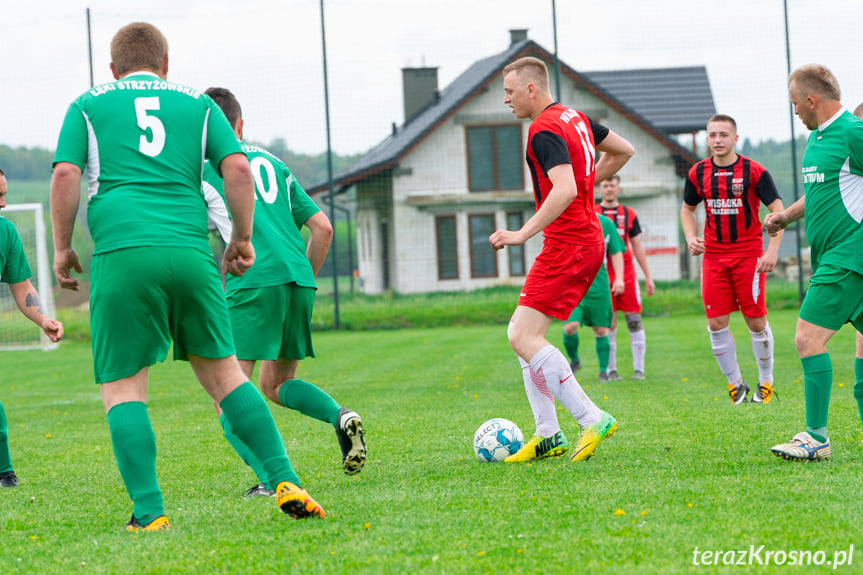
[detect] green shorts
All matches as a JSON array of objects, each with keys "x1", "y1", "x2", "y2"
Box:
[
  {"x1": 227, "y1": 283, "x2": 315, "y2": 361},
  {"x1": 90, "y1": 246, "x2": 235, "y2": 384},
  {"x1": 565, "y1": 278, "x2": 613, "y2": 328},
  {"x1": 799, "y1": 264, "x2": 863, "y2": 332}
]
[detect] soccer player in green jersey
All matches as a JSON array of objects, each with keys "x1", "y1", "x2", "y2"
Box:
[
  {"x1": 50, "y1": 22, "x2": 324, "y2": 530},
  {"x1": 765, "y1": 64, "x2": 863, "y2": 462},
  {"x1": 201, "y1": 87, "x2": 366, "y2": 497},
  {"x1": 0, "y1": 168, "x2": 64, "y2": 488},
  {"x1": 563, "y1": 213, "x2": 625, "y2": 382}
]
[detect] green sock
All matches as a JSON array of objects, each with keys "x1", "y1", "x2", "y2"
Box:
[
  {"x1": 278, "y1": 379, "x2": 341, "y2": 425},
  {"x1": 0, "y1": 400, "x2": 12, "y2": 474},
  {"x1": 106, "y1": 402, "x2": 163, "y2": 524},
  {"x1": 595, "y1": 336, "x2": 610, "y2": 373},
  {"x1": 220, "y1": 382, "x2": 300, "y2": 488},
  {"x1": 854, "y1": 358, "x2": 863, "y2": 427},
  {"x1": 219, "y1": 412, "x2": 268, "y2": 487},
  {"x1": 563, "y1": 332, "x2": 580, "y2": 363},
  {"x1": 802, "y1": 353, "x2": 832, "y2": 440}
]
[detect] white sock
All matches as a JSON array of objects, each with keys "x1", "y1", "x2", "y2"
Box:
[
  {"x1": 607, "y1": 329, "x2": 617, "y2": 372},
  {"x1": 518, "y1": 355, "x2": 560, "y2": 437},
  {"x1": 708, "y1": 327, "x2": 742, "y2": 385},
  {"x1": 529, "y1": 344, "x2": 601, "y2": 428},
  {"x1": 630, "y1": 328, "x2": 646, "y2": 372},
  {"x1": 749, "y1": 322, "x2": 774, "y2": 384}
]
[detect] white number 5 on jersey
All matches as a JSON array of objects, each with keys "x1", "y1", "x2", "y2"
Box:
[{"x1": 135, "y1": 97, "x2": 166, "y2": 157}]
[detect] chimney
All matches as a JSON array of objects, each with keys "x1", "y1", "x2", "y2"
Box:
[
  {"x1": 402, "y1": 67, "x2": 439, "y2": 124},
  {"x1": 509, "y1": 29, "x2": 528, "y2": 46}
]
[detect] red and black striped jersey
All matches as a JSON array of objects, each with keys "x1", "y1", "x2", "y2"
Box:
[
  {"x1": 525, "y1": 103, "x2": 606, "y2": 245},
  {"x1": 594, "y1": 204, "x2": 641, "y2": 266},
  {"x1": 683, "y1": 155, "x2": 780, "y2": 258},
  {"x1": 595, "y1": 203, "x2": 641, "y2": 283}
]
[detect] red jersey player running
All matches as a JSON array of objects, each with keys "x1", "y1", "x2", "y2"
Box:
[
  {"x1": 490, "y1": 56, "x2": 634, "y2": 463},
  {"x1": 681, "y1": 114, "x2": 784, "y2": 405},
  {"x1": 595, "y1": 176, "x2": 656, "y2": 380}
]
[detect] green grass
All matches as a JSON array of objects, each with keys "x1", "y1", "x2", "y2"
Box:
[{"x1": 1, "y1": 309, "x2": 861, "y2": 573}]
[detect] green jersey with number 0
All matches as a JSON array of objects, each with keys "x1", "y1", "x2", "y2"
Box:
[
  {"x1": 204, "y1": 143, "x2": 320, "y2": 294},
  {"x1": 596, "y1": 213, "x2": 625, "y2": 288},
  {"x1": 53, "y1": 72, "x2": 243, "y2": 254},
  {"x1": 801, "y1": 109, "x2": 863, "y2": 274}
]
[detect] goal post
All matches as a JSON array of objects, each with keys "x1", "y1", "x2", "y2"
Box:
[{"x1": 0, "y1": 203, "x2": 59, "y2": 351}]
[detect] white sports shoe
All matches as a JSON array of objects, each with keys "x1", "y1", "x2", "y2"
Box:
[{"x1": 771, "y1": 432, "x2": 831, "y2": 461}]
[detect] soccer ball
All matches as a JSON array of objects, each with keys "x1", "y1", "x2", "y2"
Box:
[{"x1": 473, "y1": 418, "x2": 524, "y2": 462}]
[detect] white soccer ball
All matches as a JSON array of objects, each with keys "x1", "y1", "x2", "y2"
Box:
[{"x1": 473, "y1": 418, "x2": 524, "y2": 462}]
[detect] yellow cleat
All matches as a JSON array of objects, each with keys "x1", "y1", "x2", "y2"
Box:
[
  {"x1": 751, "y1": 381, "x2": 776, "y2": 404},
  {"x1": 504, "y1": 431, "x2": 568, "y2": 462},
  {"x1": 570, "y1": 411, "x2": 617, "y2": 462},
  {"x1": 125, "y1": 514, "x2": 170, "y2": 532},
  {"x1": 276, "y1": 481, "x2": 326, "y2": 519}
]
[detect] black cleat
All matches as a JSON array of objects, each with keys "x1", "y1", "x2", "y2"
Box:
[
  {"x1": 0, "y1": 471, "x2": 18, "y2": 488},
  {"x1": 336, "y1": 408, "x2": 366, "y2": 475},
  {"x1": 243, "y1": 483, "x2": 275, "y2": 498}
]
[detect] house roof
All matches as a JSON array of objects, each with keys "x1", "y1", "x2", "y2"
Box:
[
  {"x1": 307, "y1": 39, "x2": 709, "y2": 194},
  {"x1": 581, "y1": 66, "x2": 716, "y2": 134}
]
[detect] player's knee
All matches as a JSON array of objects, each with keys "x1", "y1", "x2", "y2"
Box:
[
  {"x1": 625, "y1": 313, "x2": 643, "y2": 332},
  {"x1": 563, "y1": 322, "x2": 579, "y2": 336},
  {"x1": 259, "y1": 378, "x2": 283, "y2": 404}
]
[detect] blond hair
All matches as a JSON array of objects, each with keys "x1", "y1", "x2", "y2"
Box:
[
  {"x1": 789, "y1": 64, "x2": 841, "y2": 101},
  {"x1": 502, "y1": 56, "x2": 549, "y2": 92},
  {"x1": 707, "y1": 114, "x2": 737, "y2": 131},
  {"x1": 110, "y1": 22, "x2": 168, "y2": 77}
]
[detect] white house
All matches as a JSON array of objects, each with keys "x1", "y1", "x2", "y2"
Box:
[{"x1": 308, "y1": 30, "x2": 715, "y2": 294}]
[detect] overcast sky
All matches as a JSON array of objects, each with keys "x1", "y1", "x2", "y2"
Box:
[{"x1": 2, "y1": 0, "x2": 862, "y2": 156}]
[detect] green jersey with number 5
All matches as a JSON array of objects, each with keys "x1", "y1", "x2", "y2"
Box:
[
  {"x1": 53, "y1": 71, "x2": 242, "y2": 255},
  {"x1": 204, "y1": 143, "x2": 320, "y2": 294}
]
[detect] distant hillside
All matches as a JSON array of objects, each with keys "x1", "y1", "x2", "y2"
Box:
[
  {"x1": 0, "y1": 145, "x2": 55, "y2": 180},
  {"x1": 740, "y1": 136, "x2": 808, "y2": 205},
  {"x1": 0, "y1": 141, "x2": 365, "y2": 188}
]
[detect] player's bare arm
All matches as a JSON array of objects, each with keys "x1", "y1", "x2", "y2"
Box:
[
  {"x1": 49, "y1": 161, "x2": 84, "y2": 291},
  {"x1": 680, "y1": 201, "x2": 704, "y2": 256},
  {"x1": 763, "y1": 195, "x2": 805, "y2": 236},
  {"x1": 594, "y1": 129, "x2": 635, "y2": 183},
  {"x1": 629, "y1": 234, "x2": 656, "y2": 296},
  {"x1": 9, "y1": 280, "x2": 64, "y2": 342},
  {"x1": 757, "y1": 198, "x2": 786, "y2": 272},
  {"x1": 610, "y1": 252, "x2": 625, "y2": 296},
  {"x1": 304, "y1": 211, "x2": 333, "y2": 277},
  {"x1": 219, "y1": 152, "x2": 256, "y2": 276},
  {"x1": 490, "y1": 163, "x2": 576, "y2": 250}
]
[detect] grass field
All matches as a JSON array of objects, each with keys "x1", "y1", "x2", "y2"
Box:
[{"x1": 1, "y1": 309, "x2": 862, "y2": 574}]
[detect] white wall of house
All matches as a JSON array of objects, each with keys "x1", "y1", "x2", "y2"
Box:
[{"x1": 356, "y1": 208, "x2": 385, "y2": 294}]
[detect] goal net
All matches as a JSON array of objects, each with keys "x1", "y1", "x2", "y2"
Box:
[{"x1": 0, "y1": 203, "x2": 58, "y2": 351}]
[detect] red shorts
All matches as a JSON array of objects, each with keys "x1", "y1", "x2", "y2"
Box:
[
  {"x1": 701, "y1": 255, "x2": 767, "y2": 318},
  {"x1": 611, "y1": 264, "x2": 642, "y2": 313},
  {"x1": 520, "y1": 237, "x2": 604, "y2": 321}
]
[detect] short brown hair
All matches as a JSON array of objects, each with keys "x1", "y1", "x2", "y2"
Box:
[
  {"x1": 110, "y1": 22, "x2": 168, "y2": 77},
  {"x1": 502, "y1": 56, "x2": 549, "y2": 92},
  {"x1": 707, "y1": 114, "x2": 737, "y2": 131},
  {"x1": 205, "y1": 87, "x2": 242, "y2": 128},
  {"x1": 602, "y1": 175, "x2": 620, "y2": 184},
  {"x1": 789, "y1": 64, "x2": 841, "y2": 101}
]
